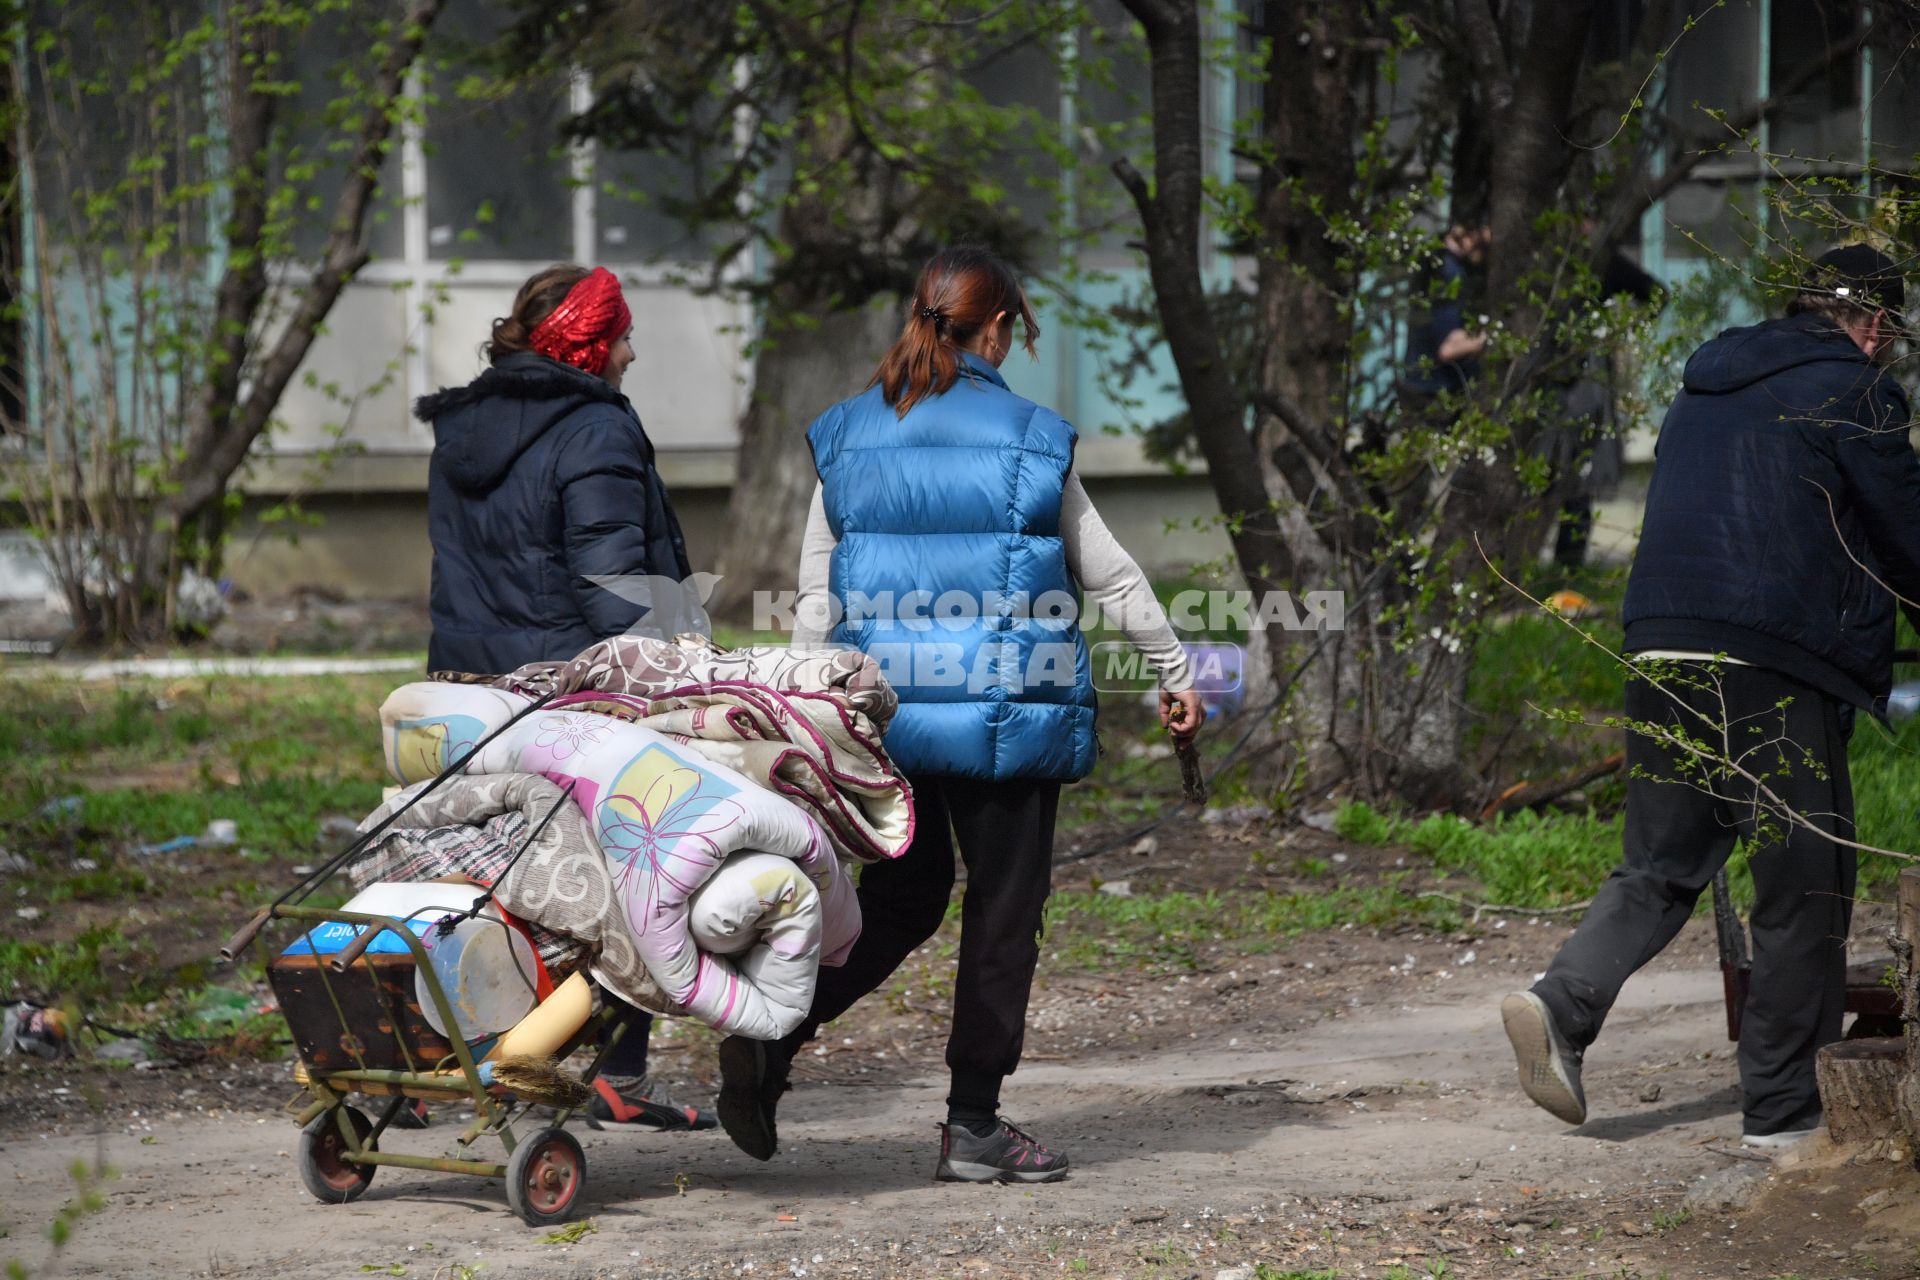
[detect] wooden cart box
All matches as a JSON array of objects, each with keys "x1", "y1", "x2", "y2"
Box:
[{"x1": 269, "y1": 950, "x2": 455, "y2": 1072}]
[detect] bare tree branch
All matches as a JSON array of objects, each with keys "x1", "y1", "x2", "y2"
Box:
[
  {"x1": 162, "y1": 0, "x2": 444, "y2": 526},
  {"x1": 1248, "y1": 386, "x2": 1370, "y2": 519}
]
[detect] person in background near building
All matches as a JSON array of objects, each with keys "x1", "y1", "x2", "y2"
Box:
[
  {"x1": 713, "y1": 245, "x2": 1205, "y2": 1183},
  {"x1": 1502, "y1": 244, "x2": 1919, "y2": 1150},
  {"x1": 413, "y1": 264, "x2": 715, "y2": 1134},
  {"x1": 1405, "y1": 219, "x2": 1664, "y2": 573},
  {"x1": 1401, "y1": 220, "x2": 1491, "y2": 407}
]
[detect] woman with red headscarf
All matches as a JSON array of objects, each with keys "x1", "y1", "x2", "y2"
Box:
[{"x1": 414, "y1": 264, "x2": 712, "y2": 1132}]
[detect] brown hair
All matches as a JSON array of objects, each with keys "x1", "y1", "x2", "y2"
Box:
[
  {"x1": 870, "y1": 246, "x2": 1040, "y2": 416},
  {"x1": 485, "y1": 265, "x2": 590, "y2": 364},
  {"x1": 1785, "y1": 291, "x2": 1878, "y2": 329}
]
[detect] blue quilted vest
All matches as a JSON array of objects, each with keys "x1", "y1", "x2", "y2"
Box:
[{"x1": 807, "y1": 353, "x2": 1098, "y2": 781}]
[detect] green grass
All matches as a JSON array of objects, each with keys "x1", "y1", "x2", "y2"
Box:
[
  {"x1": 1044, "y1": 884, "x2": 1461, "y2": 973},
  {"x1": 0, "y1": 674, "x2": 391, "y2": 856},
  {"x1": 1465, "y1": 566, "x2": 1629, "y2": 768},
  {"x1": 0, "y1": 926, "x2": 159, "y2": 1008},
  {"x1": 1649, "y1": 1207, "x2": 1691, "y2": 1233},
  {"x1": 1848, "y1": 713, "x2": 1920, "y2": 896},
  {"x1": 0, "y1": 673, "x2": 393, "y2": 1020},
  {"x1": 66, "y1": 774, "x2": 384, "y2": 858},
  {"x1": 1455, "y1": 576, "x2": 1920, "y2": 908},
  {"x1": 1334, "y1": 803, "x2": 1622, "y2": 907},
  {"x1": 1332, "y1": 799, "x2": 1779, "y2": 913}
]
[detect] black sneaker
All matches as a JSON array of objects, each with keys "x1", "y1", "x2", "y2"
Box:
[
  {"x1": 935, "y1": 1119, "x2": 1070, "y2": 1184},
  {"x1": 1501, "y1": 991, "x2": 1588, "y2": 1125},
  {"x1": 716, "y1": 1035, "x2": 788, "y2": 1161},
  {"x1": 390, "y1": 1098, "x2": 431, "y2": 1130},
  {"x1": 585, "y1": 1073, "x2": 717, "y2": 1132}
]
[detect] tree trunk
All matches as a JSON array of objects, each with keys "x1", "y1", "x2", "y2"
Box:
[
  {"x1": 0, "y1": 113, "x2": 20, "y2": 430},
  {"x1": 1113, "y1": 2, "x2": 1292, "y2": 603},
  {"x1": 705, "y1": 295, "x2": 900, "y2": 625},
  {"x1": 1250, "y1": 3, "x2": 1404, "y2": 799},
  {"x1": 1817, "y1": 1038, "x2": 1906, "y2": 1147},
  {"x1": 1254, "y1": 1, "x2": 1360, "y2": 440}
]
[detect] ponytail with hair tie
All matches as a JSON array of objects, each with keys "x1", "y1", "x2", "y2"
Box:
[{"x1": 873, "y1": 246, "x2": 1041, "y2": 416}]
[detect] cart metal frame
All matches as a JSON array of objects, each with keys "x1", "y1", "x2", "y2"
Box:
[{"x1": 259, "y1": 901, "x2": 620, "y2": 1225}]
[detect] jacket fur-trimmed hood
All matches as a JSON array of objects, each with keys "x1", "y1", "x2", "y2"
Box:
[
  {"x1": 412, "y1": 351, "x2": 629, "y2": 422},
  {"x1": 416, "y1": 352, "x2": 637, "y2": 495}
]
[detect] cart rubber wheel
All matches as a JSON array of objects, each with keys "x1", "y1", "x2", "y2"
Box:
[
  {"x1": 298, "y1": 1105, "x2": 376, "y2": 1204},
  {"x1": 506, "y1": 1127, "x2": 586, "y2": 1227}
]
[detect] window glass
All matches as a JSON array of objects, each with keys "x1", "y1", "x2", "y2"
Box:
[
  {"x1": 1074, "y1": 0, "x2": 1153, "y2": 268},
  {"x1": 1664, "y1": 0, "x2": 1760, "y2": 139},
  {"x1": 1868, "y1": 51, "x2": 1920, "y2": 170},
  {"x1": 283, "y1": 3, "x2": 405, "y2": 262},
  {"x1": 1661, "y1": 178, "x2": 1766, "y2": 262},
  {"x1": 424, "y1": 4, "x2": 572, "y2": 261},
  {"x1": 591, "y1": 106, "x2": 731, "y2": 263},
  {"x1": 1658, "y1": 2, "x2": 1762, "y2": 262},
  {"x1": 25, "y1": 0, "x2": 214, "y2": 254},
  {"x1": 1767, "y1": 0, "x2": 1863, "y2": 160},
  {"x1": 968, "y1": 30, "x2": 1063, "y2": 264}
]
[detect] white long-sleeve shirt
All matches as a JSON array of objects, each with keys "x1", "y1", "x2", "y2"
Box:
[{"x1": 792, "y1": 473, "x2": 1194, "y2": 691}]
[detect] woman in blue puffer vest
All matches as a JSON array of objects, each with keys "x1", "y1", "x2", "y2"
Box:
[{"x1": 715, "y1": 245, "x2": 1203, "y2": 1183}]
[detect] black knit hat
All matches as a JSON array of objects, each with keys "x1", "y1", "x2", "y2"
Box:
[{"x1": 1797, "y1": 244, "x2": 1908, "y2": 325}]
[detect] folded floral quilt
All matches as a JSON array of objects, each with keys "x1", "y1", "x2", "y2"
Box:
[
  {"x1": 434, "y1": 636, "x2": 913, "y2": 865},
  {"x1": 380, "y1": 691, "x2": 857, "y2": 1040}
]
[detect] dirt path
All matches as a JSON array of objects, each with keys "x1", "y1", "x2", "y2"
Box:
[{"x1": 10, "y1": 922, "x2": 1901, "y2": 1280}]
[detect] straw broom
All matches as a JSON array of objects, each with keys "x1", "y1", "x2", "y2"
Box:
[{"x1": 479, "y1": 1055, "x2": 595, "y2": 1108}]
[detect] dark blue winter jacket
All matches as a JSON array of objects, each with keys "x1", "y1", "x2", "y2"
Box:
[
  {"x1": 1623, "y1": 312, "x2": 1920, "y2": 713},
  {"x1": 415, "y1": 353, "x2": 692, "y2": 675},
  {"x1": 1402, "y1": 249, "x2": 1481, "y2": 396}
]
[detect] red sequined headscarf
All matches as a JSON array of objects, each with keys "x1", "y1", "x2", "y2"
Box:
[{"x1": 527, "y1": 267, "x2": 632, "y2": 378}]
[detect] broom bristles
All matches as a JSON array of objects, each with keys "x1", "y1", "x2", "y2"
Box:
[{"x1": 486, "y1": 1054, "x2": 594, "y2": 1108}]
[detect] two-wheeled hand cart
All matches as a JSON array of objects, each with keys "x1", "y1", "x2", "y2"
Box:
[{"x1": 219, "y1": 694, "x2": 625, "y2": 1226}]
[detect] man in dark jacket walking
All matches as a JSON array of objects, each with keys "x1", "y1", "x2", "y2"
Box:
[
  {"x1": 415, "y1": 265, "x2": 713, "y2": 1133},
  {"x1": 1502, "y1": 244, "x2": 1919, "y2": 1149}
]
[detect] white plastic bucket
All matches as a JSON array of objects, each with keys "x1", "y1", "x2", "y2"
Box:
[{"x1": 415, "y1": 913, "x2": 540, "y2": 1042}]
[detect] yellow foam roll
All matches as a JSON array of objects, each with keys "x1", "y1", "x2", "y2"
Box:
[{"x1": 483, "y1": 971, "x2": 595, "y2": 1062}]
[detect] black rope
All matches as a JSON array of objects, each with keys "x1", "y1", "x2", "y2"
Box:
[
  {"x1": 423, "y1": 780, "x2": 580, "y2": 1003},
  {"x1": 433, "y1": 780, "x2": 579, "y2": 939}
]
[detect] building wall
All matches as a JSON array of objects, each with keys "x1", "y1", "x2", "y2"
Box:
[{"x1": 220, "y1": 468, "x2": 1236, "y2": 603}]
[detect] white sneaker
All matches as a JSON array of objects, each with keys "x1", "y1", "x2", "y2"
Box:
[{"x1": 1740, "y1": 1124, "x2": 1821, "y2": 1151}]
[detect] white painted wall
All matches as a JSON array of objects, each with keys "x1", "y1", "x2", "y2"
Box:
[{"x1": 255, "y1": 271, "x2": 750, "y2": 476}]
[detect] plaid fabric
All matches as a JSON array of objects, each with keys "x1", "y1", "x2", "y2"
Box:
[
  {"x1": 354, "y1": 773, "x2": 672, "y2": 1013},
  {"x1": 353, "y1": 811, "x2": 587, "y2": 978}
]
